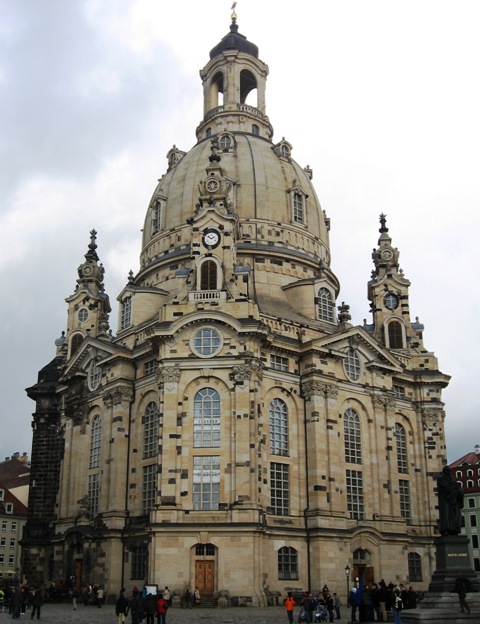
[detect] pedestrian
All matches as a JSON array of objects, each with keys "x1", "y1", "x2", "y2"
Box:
[
  {"x1": 332, "y1": 593, "x2": 340, "y2": 620},
  {"x1": 193, "y1": 587, "x2": 201, "y2": 607},
  {"x1": 115, "y1": 588, "x2": 129, "y2": 624},
  {"x1": 406, "y1": 586, "x2": 417, "y2": 609},
  {"x1": 30, "y1": 589, "x2": 43, "y2": 620},
  {"x1": 349, "y1": 587, "x2": 358, "y2": 622},
  {"x1": 130, "y1": 589, "x2": 144, "y2": 624},
  {"x1": 72, "y1": 587, "x2": 79, "y2": 610},
  {"x1": 156, "y1": 592, "x2": 168, "y2": 624},
  {"x1": 145, "y1": 591, "x2": 157, "y2": 624},
  {"x1": 454, "y1": 577, "x2": 471, "y2": 614},
  {"x1": 11, "y1": 588, "x2": 21, "y2": 619},
  {"x1": 163, "y1": 587, "x2": 171, "y2": 608},
  {"x1": 300, "y1": 592, "x2": 314, "y2": 624},
  {"x1": 376, "y1": 581, "x2": 388, "y2": 622},
  {"x1": 324, "y1": 592, "x2": 334, "y2": 623},
  {"x1": 392, "y1": 587, "x2": 403, "y2": 624},
  {"x1": 97, "y1": 586, "x2": 104, "y2": 607},
  {"x1": 284, "y1": 592, "x2": 296, "y2": 624}
]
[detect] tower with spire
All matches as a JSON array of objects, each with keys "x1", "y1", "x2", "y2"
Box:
[{"x1": 24, "y1": 12, "x2": 450, "y2": 604}]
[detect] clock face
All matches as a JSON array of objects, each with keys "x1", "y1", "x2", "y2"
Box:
[
  {"x1": 381, "y1": 249, "x2": 393, "y2": 261},
  {"x1": 206, "y1": 178, "x2": 219, "y2": 193},
  {"x1": 384, "y1": 293, "x2": 399, "y2": 310},
  {"x1": 83, "y1": 265, "x2": 93, "y2": 276},
  {"x1": 203, "y1": 229, "x2": 220, "y2": 248}
]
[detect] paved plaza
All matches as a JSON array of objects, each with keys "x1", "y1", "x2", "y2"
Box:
[{"x1": 0, "y1": 603, "x2": 351, "y2": 624}]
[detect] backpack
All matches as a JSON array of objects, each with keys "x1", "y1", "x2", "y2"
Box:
[{"x1": 395, "y1": 597, "x2": 403, "y2": 611}]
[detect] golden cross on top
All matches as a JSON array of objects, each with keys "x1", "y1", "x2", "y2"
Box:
[{"x1": 231, "y1": 2, "x2": 237, "y2": 20}]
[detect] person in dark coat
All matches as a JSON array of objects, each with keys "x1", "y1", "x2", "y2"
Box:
[
  {"x1": 144, "y1": 592, "x2": 157, "y2": 624},
  {"x1": 115, "y1": 589, "x2": 129, "y2": 624},
  {"x1": 30, "y1": 589, "x2": 43, "y2": 620}
]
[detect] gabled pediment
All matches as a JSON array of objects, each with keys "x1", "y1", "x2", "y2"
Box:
[
  {"x1": 61, "y1": 337, "x2": 125, "y2": 380},
  {"x1": 303, "y1": 325, "x2": 404, "y2": 373}
]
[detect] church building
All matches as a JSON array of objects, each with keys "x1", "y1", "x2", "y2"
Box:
[{"x1": 23, "y1": 14, "x2": 450, "y2": 604}]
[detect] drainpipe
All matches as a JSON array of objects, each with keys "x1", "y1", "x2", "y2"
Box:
[
  {"x1": 121, "y1": 363, "x2": 137, "y2": 589},
  {"x1": 302, "y1": 389, "x2": 312, "y2": 592}
]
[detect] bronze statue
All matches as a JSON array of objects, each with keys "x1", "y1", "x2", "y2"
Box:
[{"x1": 437, "y1": 466, "x2": 464, "y2": 536}]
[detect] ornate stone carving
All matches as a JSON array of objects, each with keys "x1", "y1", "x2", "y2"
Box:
[
  {"x1": 372, "y1": 395, "x2": 395, "y2": 410},
  {"x1": 102, "y1": 386, "x2": 133, "y2": 406},
  {"x1": 422, "y1": 408, "x2": 445, "y2": 430},
  {"x1": 157, "y1": 366, "x2": 181, "y2": 384},
  {"x1": 232, "y1": 358, "x2": 264, "y2": 383},
  {"x1": 301, "y1": 380, "x2": 338, "y2": 400}
]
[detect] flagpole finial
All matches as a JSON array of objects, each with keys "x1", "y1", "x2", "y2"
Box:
[{"x1": 231, "y1": 2, "x2": 237, "y2": 21}]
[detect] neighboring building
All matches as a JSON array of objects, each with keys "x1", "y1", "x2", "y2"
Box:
[
  {"x1": 23, "y1": 15, "x2": 451, "y2": 603},
  {"x1": 450, "y1": 444, "x2": 480, "y2": 573},
  {"x1": 0, "y1": 454, "x2": 29, "y2": 584}
]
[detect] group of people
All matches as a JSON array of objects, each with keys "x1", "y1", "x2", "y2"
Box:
[
  {"x1": 348, "y1": 581, "x2": 417, "y2": 623},
  {"x1": 0, "y1": 585, "x2": 44, "y2": 620},
  {"x1": 115, "y1": 586, "x2": 173, "y2": 624},
  {"x1": 284, "y1": 586, "x2": 341, "y2": 623}
]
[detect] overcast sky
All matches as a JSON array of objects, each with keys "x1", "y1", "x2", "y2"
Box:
[{"x1": 1, "y1": 0, "x2": 479, "y2": 464}]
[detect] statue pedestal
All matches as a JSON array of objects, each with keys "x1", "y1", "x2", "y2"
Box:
[{"x1": 428, "y1": 535, "x2": 480, "y2": 593}]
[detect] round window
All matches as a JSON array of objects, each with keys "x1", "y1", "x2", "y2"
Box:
[{"x1": 191, "y1": 328, "x2": 222, "y2": 358}]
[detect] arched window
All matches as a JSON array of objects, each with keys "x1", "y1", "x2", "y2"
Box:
[
  {"x1": 408, "y1": 552, "x2": 422, "y2": 581},
  {"x1": 269, "y1": 398, "x2": 288, "y2": 456},
  {"x1": 278, "y1": 546, "x2": 298, "y2": 580},
  {"x1": 143, "y1": 402, "x2": 159, "y2": 459},
  {"x1": 201, "y1": 260, "x2": 218, "y2": 290},
  {"x1": 344, "y1": 408, "x2": 362, "y2": 464},
  {"x1": 344, "y1": 349, "x2": 361, "y2": 381},
  {"x1": 388, "y1": 320, "x2": 404, "y2": 349},
  {"x1": 240, "y1": 69, "x2": 257, "y2": 105},
  {"x1": 395, "y1": 423, "x2": 408, "y2": 473},
  {"x1": 219, "y1": 134, "x2": 232, "y2": 150},
  {"x1": 318, "y1": 288, "x2": 334, "y2": 322},
  {"x1": 194, "y1": 388, "x2": 220, "y2": 447},
  {"x1": 252, "y1": 124, "x2": 260, "y2": 135},
  {"x1": 121, "y1": 296, "x2": 132, "y2": 330},
  {"x1": 90, "y1": 415, "x2": 102, "y2": 469},
  {"x1": 70, "y1": 333, "x2": 84, "y2": 356}
]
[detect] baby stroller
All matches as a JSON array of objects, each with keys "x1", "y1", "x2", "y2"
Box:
[
  {"x1": 298, "y1": 609, "x2": 307, "y2": 623},
  {"x1": 315, "y1": 605, "x2": 328, "y2": 623}
]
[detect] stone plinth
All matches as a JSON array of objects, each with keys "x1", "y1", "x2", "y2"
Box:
[
  {"x1": 402, "y1": 592, "x2": 480, "y2": 623},
  {"x1": 428, "y1": 535, "x2": 480, "y2": 593}
]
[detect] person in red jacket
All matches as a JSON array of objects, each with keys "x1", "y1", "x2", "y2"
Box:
[
  {"x1": 156, "y1": 593, "x2": 168, "y2": 624},
  {"x1": 284, "y1": 592, "x2": 296, "y2": 623}
]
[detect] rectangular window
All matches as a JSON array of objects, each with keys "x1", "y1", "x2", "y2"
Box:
[
  {"x1": 270, "y1": 462, "x2": 290, "y2": 516},
  {"x1": 472, "y1": 534, "x2": 479, "y2": 549},
  {"x1": 271, "y1": 355, "x2": 289, "y2": 372},
  {"x1": 130, "y1": 545, "x2": 148, "y2": 580},
  {"x1": 193, "y1": 456, "x2": 220, "y2": 511},
  {"x1": 293, "y1": 192, "x2": 305, "y2": 224},
  {"x1": 471, "y1": 515, "x2": 477, "y2": 528},
  {"x1": 399, "y1": 479, "x2": 412, "y2": 524},
  {"x1": 144, "y1": 360, "x2": 158, "y2": 377},
  {"x1": 9, "y1": 539, "x2": 15, "y2": 550},
  {"x1": 8, "y1": 555, "x2": 14, "y2": 566},
  {"x1": 10, "y1": 522, "x2": 16, "y2": 534},
  {"x1": 278, "y1": 547, "x2": 298, "y2": 580},
  {"x1": 121, "y1": 297, "x2": 132, "y2": 330},
  {"x1": 346, "y1": 469, "x2": 364, "y2": 520},
  {"x1": 88, "y1": 473, "x2": 100, "y2": 518},
  {"x1": 151, "y1": 201, "x2": 161, "y2": 235},
  {"x1": 0, "y1": 490, "x2": 4, "y2": 501},
  {"x1": 392, "y1": 385, "x2": 405, "y2": 399},
  {"x1": 1, "y1": 521, "x2": 6, "y2": 532},
  {"x1": 0, "y1": 538, "x2": 5, "y2": 549},
  {"x1": 142, "y1": 464, "x2": 157, "y2": 515},
  {"x1": 0, "y1": 555, "x2": 3, "y2": 565},
  {"x1": 474, "y1": 558, "x2": 480, "y2": 572},
  {"x1": 5, "y1": 504, "x2": 12, "y2": 514}
]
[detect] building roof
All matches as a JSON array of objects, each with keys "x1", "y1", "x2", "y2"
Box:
[
  {"x1": 449, "y1": 445, "x2": 480, "y2": 467},
  {"x1": 0, "y1": 480, "x2": 28, "y2": 518},
  {"x1": 0, "y1": 454, "x2": 30, "y2": 489}
]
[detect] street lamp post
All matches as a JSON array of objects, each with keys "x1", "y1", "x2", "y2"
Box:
[{"x1": 345, "y1": 564, "x2": 351, "y2": 604}]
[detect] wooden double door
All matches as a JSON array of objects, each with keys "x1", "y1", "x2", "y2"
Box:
[{"x1": 195, "y1": 561, "x2": 215, "y2": 596}]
